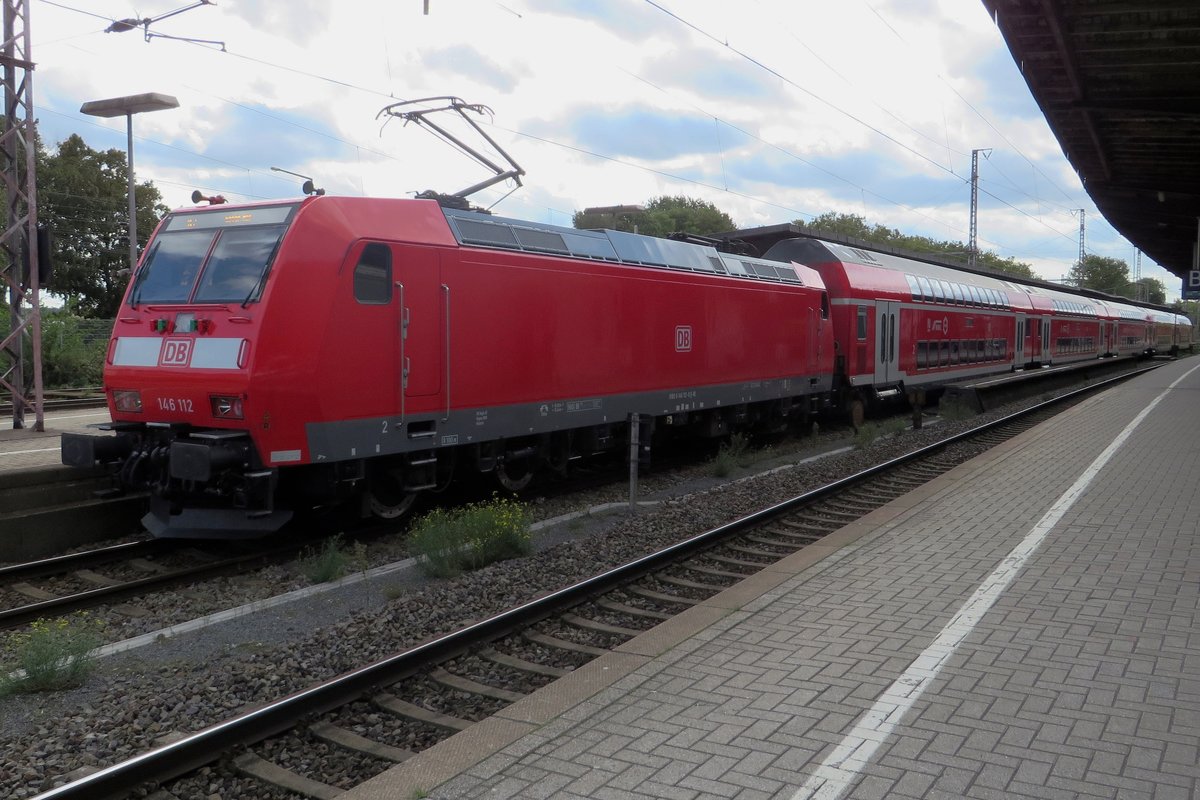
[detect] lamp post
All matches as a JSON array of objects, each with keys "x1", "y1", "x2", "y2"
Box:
[{"x1": 80, "y1": 92, "x2": 179, "y2": 271}]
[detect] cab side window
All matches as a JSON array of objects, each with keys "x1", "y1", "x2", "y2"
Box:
[{"x1": 354, "y1": 243, "x2": 392, "y2": 304}]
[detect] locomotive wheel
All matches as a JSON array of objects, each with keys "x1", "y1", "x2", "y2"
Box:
[
  {"x1": 367, "y1": 472, "x2": 418, "y2": 519},
  {"x1": 495, "y1": 457, "x2": 534, "y2": 492}
]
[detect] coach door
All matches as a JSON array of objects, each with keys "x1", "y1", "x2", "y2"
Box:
[{"x1": 874, "y1": 300, "x2": 900, "y2": 384}]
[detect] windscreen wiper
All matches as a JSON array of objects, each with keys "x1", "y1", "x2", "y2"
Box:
[{"x1": 241, "y1": 239, "x2": 283, "y2": 308}]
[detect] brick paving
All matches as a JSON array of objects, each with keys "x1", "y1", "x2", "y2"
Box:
[{"x1": 344, "y1": 359, "x2": 1200, "y2": 799}]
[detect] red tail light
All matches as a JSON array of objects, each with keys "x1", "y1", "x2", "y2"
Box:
[{"x1": 210, "y1": 395, "x2": 244, "y2": 420}]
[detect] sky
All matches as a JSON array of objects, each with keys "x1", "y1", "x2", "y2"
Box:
[{"x1": 34, "y1": 0, "x2": 1185, "y2": 301}]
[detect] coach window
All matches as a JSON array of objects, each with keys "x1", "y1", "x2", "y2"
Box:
[
  {"x1": 931, "y1": 280, "x2": 945, "y2": 303},
  {"x1": 951, "y1": 283, "x2": 964, "y2": 304},
  {"x1": 917, "y1": 276, "x2": 934, "y2": 302},
  {"x1": 857, "y1": 306, "x2": 868, "y2": 339},
  {"x1": 917, "y1": 341, "x2": 928, "y2": 369},
  {"x1": 905, "y1": 274, "x2": 921, "y2": 300},
  {"x1": 354, "y1": 243, "x2": 392, "y2": 304}
]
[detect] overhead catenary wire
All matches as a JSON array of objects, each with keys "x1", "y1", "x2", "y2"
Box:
[{"x1": 35, "y1": 0, "x2": 1169, "y2": 281}]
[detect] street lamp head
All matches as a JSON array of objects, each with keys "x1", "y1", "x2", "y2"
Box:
[
  {"x1": 79, "y1": 92, "x2": 179, "y2": 118},
  {"x1": 80, "y1": 92, "x2": 180, "y2": 273}
]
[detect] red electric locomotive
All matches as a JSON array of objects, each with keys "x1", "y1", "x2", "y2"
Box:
[{"x1": 62, "y1": 196, "x2": 836, "y2": 538}]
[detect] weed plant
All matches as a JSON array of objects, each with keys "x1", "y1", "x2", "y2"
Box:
[
  {"x1": 937, "y1": 399, "x2": 977, "y2": 422},
  {"x1": 713, "y1": 433, "x2": 752, "y2": 477},
  {"x1": 1, "y1": 614, "x2": 102, "y2": 694},
  {"x1": 300, "y1": 534, "x2": 365, "y2": 584},
  {"x1": 853, "y1": 418, "x2": 909, "y2": 449},
  {"x1": 408, "y1": 495, "x2": 531, "y2": 578}
]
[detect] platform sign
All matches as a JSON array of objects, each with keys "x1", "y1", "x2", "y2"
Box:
[{"x1": 1184, "y1": 270, "x2": 1200, "y2": 301}]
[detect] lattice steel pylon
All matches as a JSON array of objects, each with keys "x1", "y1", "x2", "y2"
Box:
[{"x1": 0, "y1": 0, "x2": 43, "y2": 431}]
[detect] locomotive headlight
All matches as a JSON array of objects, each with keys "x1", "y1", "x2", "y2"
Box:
[
  {"x1": 113, "y1": 389, "x2": 143, "y2": 413},
  {"x1": 210, "y1": 394, "x2": 245, "y2": 420}
]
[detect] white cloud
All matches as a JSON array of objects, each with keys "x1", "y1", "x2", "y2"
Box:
[{"x1": 33, "y1": 0, "x2": 1185, "y2": 300}]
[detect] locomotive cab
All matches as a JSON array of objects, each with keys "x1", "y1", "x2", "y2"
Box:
[{"x1": 62, "y1": 202, "x2": 300, "y2": 538}]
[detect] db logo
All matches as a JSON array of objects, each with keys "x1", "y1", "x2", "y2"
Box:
[
  {"x1": 675, "y1": 325, "x2": 693, "y2": 352},
  {"x1": 159, "y1": 338, "x2": 194, "y2": 367}
]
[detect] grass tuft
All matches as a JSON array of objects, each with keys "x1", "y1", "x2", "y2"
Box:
[
  {"x1": 853, "y1": 418, "x2": 909, "y2": 449},
  {"x1": 1, "y1": 614, "x2": 103, "y2": 694},
  {"x1": 713, "y1": 433, "x2": 752, "y2": 477},
  {"x1": 300, "y1": 534, "x2": 365, "y2": 584},
  {"x1": 408, "y1": 495, "x2": 531, "y2": 578}
]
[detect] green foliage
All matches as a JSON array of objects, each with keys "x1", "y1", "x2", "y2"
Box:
[
  {"x1": 713, "y1": 433, "x2": 752, "y2": 477},
  {"x1": 1, "y1": 614, "x2": 103, "y2": 694},
  {"x1": 937, "y1": 398, "x2": 977, "y2": 422},
  {"x1": 408, "y1": 496, "x2": 531, "y2": 578},
  {"x1": 853, "y1": 418, "x2": 908, "y2": 449},
  {"x1": 1130, "y1": 277, "x2": 1167, "y2": 305},
  {"x1": 0, "y1": 307, "x2": 110, "y2": 388},
  {"x1": 40, "y1": 313, "x2": 110, "y2": 387},
  {"x1": 299, "y1": 534, "x2": 365, "y2": 584},
  {"x1": 804, "y1": 211, "x2": 1039, "y2": 280},
  {"x1": 573, "y1": 195, "x2": 736, "y2": 237},
  {"x1": 1174, "y1": 300, "x2": 1199, "y2": 321},
  {"x1": 1068, "y1": 254, "x2": 1131, "y2": 296},
  {"x1": 39, "y1": 133, "x2": 170, "y2": 318}
]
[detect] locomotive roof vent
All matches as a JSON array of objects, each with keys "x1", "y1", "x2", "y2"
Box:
[{"x1": 442, "y1": 207, "x2": 805, "y2": 287}]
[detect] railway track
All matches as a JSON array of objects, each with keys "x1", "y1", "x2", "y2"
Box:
[
  {"x1": 0, "y1": 389, "x2": 107, "y2": 415},
  {"x1": 29, "y1": 363, "x2": 1162, "y2": 800},
  {"x1": 0, "y1": 529, "x2": 387, "y2": 632},
  {"x1": 0, "y1": 541, "x2": 266, "y2": 630}
]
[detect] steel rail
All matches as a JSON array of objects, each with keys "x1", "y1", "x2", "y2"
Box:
[
  {"x1": 31, "y1": 362, "x2": 1164, "y2": 800},
  {"x1": 0, "y1": 539, "x2": 320, "y2": 630},
  {"x1": 0, "y1": 540, "x2": 166, "y2": 582}
]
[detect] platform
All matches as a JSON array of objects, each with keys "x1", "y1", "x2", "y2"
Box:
[
  {"x1": 345, "y1": 356, "x2": 1200, "y2": 800},
  {"x1": 0, "y1": 407, "x2": 112, "y2": 474}
]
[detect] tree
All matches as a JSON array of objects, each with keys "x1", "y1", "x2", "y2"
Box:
[
  {"x1": 1130, "y1": 276, "x2": 1166, "y2": 305},
  {"x1": 573, "y1": 195, "x2": 736, "y2": 237},
  {"x1": 1067, "y1": 254, "x2": 1130, "y2": 296},
  {"x1": 804, "y1": 211, "x2": 1039, "y2": 280},
  {"x1": 38, "y1": 133, "x2": 169, "y2": 318}
]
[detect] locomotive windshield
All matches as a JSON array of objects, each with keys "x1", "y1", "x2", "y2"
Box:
[{"x1": 129, "y1": 203, "x2": 297, "y2": 307}]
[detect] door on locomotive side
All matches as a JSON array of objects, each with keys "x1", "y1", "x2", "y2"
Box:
[
  {"x1": 873, "y1": 300, "x2": 901, "y2": 384},
  {"x1": 393, "y1": 245, "x2": 444, "y2": 406},
  {"x1": 335, "y1": 242, "x2": 443, "y2": 423}
]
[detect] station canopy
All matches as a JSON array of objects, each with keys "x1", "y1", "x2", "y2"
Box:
[{"x1": 983, "y1": 0, "x2": 1200, "y2": 281}]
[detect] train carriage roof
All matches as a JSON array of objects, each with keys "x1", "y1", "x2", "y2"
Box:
[{"x1": 730, "y1": 221, "x2": 1184, "y2": 318}]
